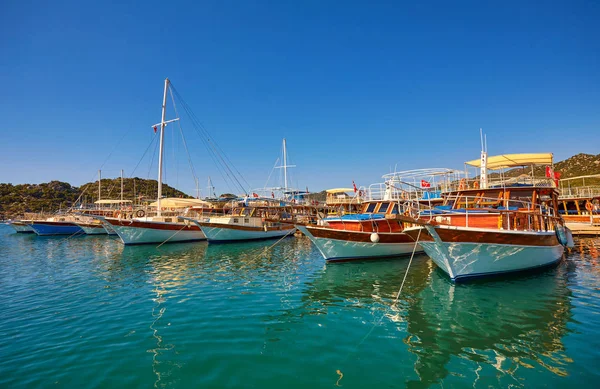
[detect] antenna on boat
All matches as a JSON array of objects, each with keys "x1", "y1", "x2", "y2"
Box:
[
  {"x1": 207, "y1": 176, "x2": 216, "y2": 199},
  {"x1": 98, "y1": 170, "x2": 101, "y2": 201},
  {"x1": 151, "y1": 78, "x2": 180, "y2": 217},
  {"x1": 480, "y1": 128, "x2": 488, "y2": 189},
  {"x1": 275, "y1": 138, "x2": 296, "y2": 193}
]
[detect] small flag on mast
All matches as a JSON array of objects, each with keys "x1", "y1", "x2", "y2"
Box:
[
  {"x1": 153, "y1": 126, "x2": 158, "y2": 133},
  {"x1": 352, "y1": 181, "x2": 357, "y2": 193},
  {"x1": 421, "y1": 180, "x2": 431, "y2": 188}
]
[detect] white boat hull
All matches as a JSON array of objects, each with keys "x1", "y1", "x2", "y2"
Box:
[
  {"x1": 105, "y1": 219, "x2": 206, "y2": 245},
  {"x1": 404, "y1": 226, "x2": 564, "y2": 281},
  {"x1": 9, "y1": 223, "x2": 34, "y2": 233},
  {"x1": 296, "y1": 225, "x2": 421, "y2": 261},
  {"x1": 199, "y1": 224, "x2": 295, "y2": 243},
  {"x1": 78, "y1": 225, "x2": 108, "y2": 235}
]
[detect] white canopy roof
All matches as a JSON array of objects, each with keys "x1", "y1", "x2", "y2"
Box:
[
  {"x1": 465, "y1": 153, "x2": 553, "y2": 169},
  {"x1": 94, "y1": 199, "x2": 132, "y2": 204},
  {"x1": 326, "y1": 188, "x2": 355, "y2": 194},
  {"x1": 149, "y1": 197, "x2": 212, "y2": 208}
]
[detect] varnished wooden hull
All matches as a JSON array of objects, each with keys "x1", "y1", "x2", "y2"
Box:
[
  {"x1": 403, "y1": 226, "x2": 564, "y2": 281},
  {"x1": 297, "y1": 225, "x2": 421, "y2": 261}
]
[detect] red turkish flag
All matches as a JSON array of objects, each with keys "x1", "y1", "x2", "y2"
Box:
[{"x1": 421, "y1": 180, "x2": 431, "y2": 188}]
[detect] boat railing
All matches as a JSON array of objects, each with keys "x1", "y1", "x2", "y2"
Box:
[
  {"x1": 367, "y1": 182, "x2": 425, "y2": 202},
  {"x1": 399, "y1": 194, "x2": 563, "y2": 233},
  {"x1": 559, "y1": 186, "x2": 600, "y2": 200}
]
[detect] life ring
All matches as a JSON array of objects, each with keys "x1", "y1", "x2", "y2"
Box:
[
  {"x1": 136, "y1": 209, "x2": 145, "y2": 218},
  {"x1": 458, "y1": 178, "x2": 466, "y2": 190},
  {"x1": 586, "y1": 202, "x2": 593, "y2": 212}
]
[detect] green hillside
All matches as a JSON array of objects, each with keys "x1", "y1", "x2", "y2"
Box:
[{"x1": 0, "y1": 178, "x2": 191, "y2": 219}]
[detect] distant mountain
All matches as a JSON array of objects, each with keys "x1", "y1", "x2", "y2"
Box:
[
  {"x1": 0, "y1": 178, "x2": 192, "y2": 219},
  {"x1": 553, "y1": 153, "x2": 600, "y2": 178},
  {"x1": 502, "y1": 153, "x2": 600, "y2": 185}
]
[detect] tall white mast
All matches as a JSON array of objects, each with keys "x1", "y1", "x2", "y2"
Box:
[
  {"x1": 120, "y1": 169, "x2": 124, "y2": 202},
  {"x1": 156, "y1": 78, "x2": 169, "y2": 217},
  {"x1": 98, "y1": 170, "x2": 101, "y2": 201},
  {"x1": 283, "y1": 138, "x2": 288, "y2": 191},
  {"x1": 480, "y1": 128, "x2": 488, "y2": 189}
]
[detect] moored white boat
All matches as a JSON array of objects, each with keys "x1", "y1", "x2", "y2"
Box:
[
  {"x1": 74, "y1": 220, "x2": 109, "y2": 235},
  {"x1": 182, "y1": 205, "x2": 296, "y2": 243},
  {"x1": 8, "y1": 220, "x2": 35, "y2": 233},
  {"x1": 401, "y1": 149, "x2": 571, "y2": 281},
  {"x1": 101, "y1": 216, "x2": 205, "y2": 245},
  {"x1": 297, "y1": 169, "x2": 458, "y2": 261},
  {"x1": 297, "y1": 224, "x2": 418, "y2": 262},
  {"x1": 403, "y1": 225, "x2": 565, "y2": 281}
]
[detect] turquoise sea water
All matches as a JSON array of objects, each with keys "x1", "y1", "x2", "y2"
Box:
[{"x1": 1, "y1": 224, "x2": 599, "y2": 388}]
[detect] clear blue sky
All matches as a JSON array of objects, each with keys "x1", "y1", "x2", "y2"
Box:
[{"x1": 1, "y1": 0, "x2": 599, "y2": 196}]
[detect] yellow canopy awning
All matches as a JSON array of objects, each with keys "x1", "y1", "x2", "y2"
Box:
[
  {"x1": 326, "y1": 188, "x2": 355, "y2": 194},
  {"x1": 94, "y1": 199, "x2": 133, "y2": 204},
  {"x1": 149, "y1": 197, "x2": 211, "y2": 208},
  {"x1": 465, "y1": 153, "x2": 553, "y2": 169}
]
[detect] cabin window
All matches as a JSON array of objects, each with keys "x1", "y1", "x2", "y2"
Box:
[
  {"x1": 378, "y1": 202, "x2": 390, "y2": 214},
  {"x1": 233, "y1": 218, "x2": 239, "y2": 223},
  {"x1": 365, "y1": 203, "x2": 377, "y2": 213},
  {"x1": 244, "y1": 218, "x2": 249, "y2": 223},
  {"x1": 164, "y1": 218, "x2": 172, "y2": 223},
  {"x1": 390, "y1": 203, "x2": 399, "y2": 214}
]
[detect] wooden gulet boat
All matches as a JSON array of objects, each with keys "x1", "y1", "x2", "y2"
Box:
[
  {"x1": 557, "y1": 174, "x2": 600, "y2": 236},
  {"x1": 402, "y1": 152, "x2": 574, "y2": 282},
  {"x1": 296, "y1": 169, "x2": 456, "y2": 261},
  {"x1": 100, "y1": 78, "x2": 206, "y2": 245},
  {"x1": 181, "y1": 205, "x2": 296, "y2": 244}
]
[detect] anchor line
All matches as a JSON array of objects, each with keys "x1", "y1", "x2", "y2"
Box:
[
  {"x1": 156, "y1": 224, "x2": 190, "y2": 248},
  {"x1": 334, "y1": 227, "x2": 422, "y2": 384}
]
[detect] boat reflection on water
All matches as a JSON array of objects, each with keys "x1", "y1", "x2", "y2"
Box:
[
  {"x1": 577, "y1": 238, "x2": 599, "y2": 261},
  {"x1": 404, "y1": 266, "x2": 573, "y2": 387},
  {"x1": 301, "y1": 253, "x2": 573, "y2": 388}
]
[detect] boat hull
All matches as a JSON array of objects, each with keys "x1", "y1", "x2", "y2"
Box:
[
  {"x1": 9, "y1": 222, "x2": 34, "y2": 233},
  {"x1": 296, "y1": 225, "x2": 422, "y2": 261},
  {"x1": 404, "y1": 226, "x2": 564, "y2": 281},
  {"x1": 30, "y1": 222, "x2": 84, "y2": 236},
  {"x1": 104, "y1": 218, "x2": 206, "y2": 245},
  {"x1": 198, "y1": 223, "x2": 295, "y2": 243},
  {"x1": 76, "y1": 223, "x2": 109, "y2": 235}
]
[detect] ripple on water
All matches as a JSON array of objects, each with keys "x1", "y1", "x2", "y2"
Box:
[{"x1": 1, "y1": 227, "x2": 600, "y2": 388}]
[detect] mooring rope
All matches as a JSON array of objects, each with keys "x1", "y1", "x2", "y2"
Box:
[
  {"x1": 156, "y1": 224, "x2": 190, "y2": 248},
  {"x1": 335, "y1": 227, "x2": 422, "y2": 385}
]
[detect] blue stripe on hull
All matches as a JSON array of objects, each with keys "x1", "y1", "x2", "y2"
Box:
[{"x1": 30, "y1": 224, "x2": 84, "y2": 236}]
